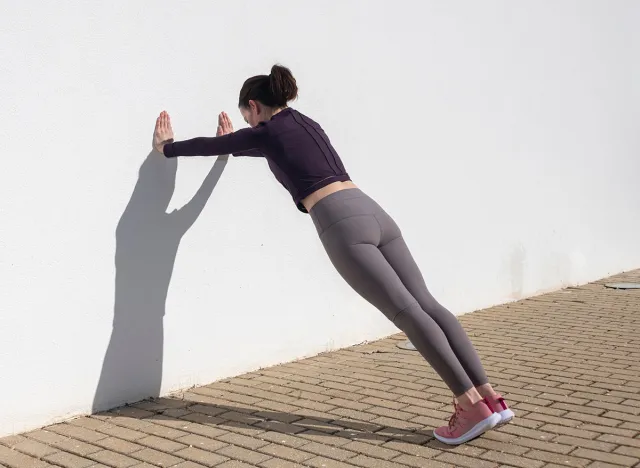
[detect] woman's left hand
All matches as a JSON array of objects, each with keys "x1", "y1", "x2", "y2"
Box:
[
  {"x1": 153, "y1": 111, "x2": 174, "y2": 153},
  {"x1": 217, "y1": 112, "x2": 234, "y2": 136}
]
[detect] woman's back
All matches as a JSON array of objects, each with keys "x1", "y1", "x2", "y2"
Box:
[
  {"x1": 244, "y1": 107, "x2": 351, "y2": 211},
  {"x1": 164, "y1": 107, "x2": 351, "y2": 212}
]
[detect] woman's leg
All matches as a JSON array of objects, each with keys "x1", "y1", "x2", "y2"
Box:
[
  {"x1": 374, "y1": 210, "x2": 514, "y2": 427},
  {"x1": 319, "y1": 214, "x2": 499, "y2": 444},
  {"x1": 319, "y1": 215, "x2": 476, "y2": 396},
  {"x1": 378, "y1": 235, "x2": 490, "y2": 388}
]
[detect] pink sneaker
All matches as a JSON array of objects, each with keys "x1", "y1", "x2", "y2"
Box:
[
  {"x1": 484, "y1": 393, "x2": 515, "y2": 426},
  {"x1": 434, "y1": 398, "x2": 501, "y2": 445}
]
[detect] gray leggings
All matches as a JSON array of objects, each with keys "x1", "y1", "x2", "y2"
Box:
[{"x1": 310, "y1": 188, "x2": 489, "y2": 395}]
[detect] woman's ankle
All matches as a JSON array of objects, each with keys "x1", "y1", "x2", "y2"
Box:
[
  {"x1": 476, "y1": 383, "x2": 497, "y2": 398},
  {"x1": 456, "y1": 388, "x2": 483, "y2": 410}
]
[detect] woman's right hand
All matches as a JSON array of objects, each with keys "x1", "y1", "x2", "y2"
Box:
[
  {"x1": 216, "y1": 111, "x2": 234, "y2": 136},
  {"x1": 153, "y1": 111, "x2": 174, "y2": 153}
]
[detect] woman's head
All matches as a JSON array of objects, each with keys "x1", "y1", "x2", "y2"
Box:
[{"x1": 238, "y1": 64, "x2": 298, "y2": 127}]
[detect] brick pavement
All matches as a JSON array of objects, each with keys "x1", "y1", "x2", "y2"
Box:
[{"x1": 2, "y1": 270, "x2": 640, "y2": 468}]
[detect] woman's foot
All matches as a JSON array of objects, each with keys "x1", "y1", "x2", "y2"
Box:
[
  {"x1": 434, "y1": 398, "x2": 501, "y2": 445},
  {"x1": 483, "y1": 393, "x2": 515, "y2": 427}
]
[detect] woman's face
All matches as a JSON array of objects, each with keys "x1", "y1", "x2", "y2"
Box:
[{"x1": 240, "y1": 100, "x2": 266, "y2": 128}]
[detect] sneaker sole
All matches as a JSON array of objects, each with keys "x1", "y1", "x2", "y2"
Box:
[
  {"x1": 496, "y1": 409, "x2": 515, "y2": 428},
  {"x1": 434, "y1": 413, "x2": 501, "y2": 445}
]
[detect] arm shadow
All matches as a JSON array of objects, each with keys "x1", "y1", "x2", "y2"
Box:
[{"x1": 92, "y1": 152, "x2": 228, "y2": 413}]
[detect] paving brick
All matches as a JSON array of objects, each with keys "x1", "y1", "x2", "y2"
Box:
[
  {"x1": 539, "y1": 424, "x2": 599, "y2": 439},
  {"x1": 94, "y1": 438, "x2": 144, "y2": 455},
  {"x1": 514, "y1": 403, "x2": 566, "y2": 417},
  {"x1": 88, "y1": 450, "x2": 141, "y2": 468},
  {"x1": 175, "y1": 434, "x2": 228, "y2": 452},
  {"x1": 44, "y1": 451, "x2": 95, "y2": 468},
  {"x1": 0, "y1": 445, "x2": 52, "y2": 468},
  {"x1": 359, "y1": 396, "x2": 407, "y2": 410},
  {"x1": 319, "y1": 381, "x2": 363, "y2": 393},
  {"x1": 0, "y1": 436, "x2": 28, "y2": 448},
  {"x1": 297, "y1": 441, "x2": 356, "y2": 461},
  {"x1": 67, "y1": 417, "x2": 113, "y2": 431},
  {"x1": 586, "y1": 462, "x2": 633, "y2": 468},
  {"x1": 304, "y1": 456, "x2": 357, "y2": 468},
  {"x1": 131, "y1": 448, "x2": 185, "y2": 467},
  {"x1": 552, "y1": 435, "x2": 616, "y2": 452},
  {"x1": 47, "y1": 424, "x2": 108, "y2": 443},
  {"x1": 136, "y1": 435, "x2": 187, "y2": 453},
  {"x1": 602, "y1": 410, "x2": 640, "y2": 424},
  {"x1": 173, "y1": 422, "x2": 228, "y2": 441},
  {"x1": 435, "y1": 452, "x2": 499, "y2": 468},
  {"x1": 563, "y1": 412, "x2": 622, "y2": 427},
  {"x1": 372, "y1": 428, "x2": 429, "y2": 446},
  {"x1": 613, "y1": 444, "x2": 640, "y2": 459},
  {"x1": 480, "y1": 450, "x2": 546, "y2": 468},
  {"x1": 324, "y1": 398, "x2": 371, "y2": 412},
  {"x1": 171, "y1": 447, "x2": 226, "y2": 467},
  {"x1": 136, "y1": 423, "x2": 192, "y2": 440},
  {"x1": 304, "y1": 430, "x2": 353, "y2": 447},
  {"x1": 339, "y1": 440, "x2": 400, "y2": 460},
  {"x1": 54, "y1": 438, "x2": 103, "y2": 457},
  {"x1": 347, "y1": 454, "x2": 411, "y2": 468},
  {"x1": 168, "y1": 462, "x2": 208, "y2": 468},
  {"x1": 597, "y1": 433, "x2": 640, "y2": 449},
  {"x1": 526, "y1": 412, "x2": 582, "y2": 427},
  {"x1": 620, "y1": 421, "x2": 640, "y2": 432},
  {"x1": 23, "y1": 430, "x2": 69, "y2": 445},
  {"x1": 380, "y1": 440, "x2": 440, "y2": 458},
  {"x1": 571, "y1": 447, "x2": 638, "y2": 466},
  {"x1": 216, "y1": 461, "x2": 256, "y2": 468},
  {"x1": 395, "y1": 395, "x2": 445, "y2": 409},
  {"x1": 393, "y1": 454, "x2": 453, "y2": 468},
  {"x1": 328, "y1": 408, "x2": 379, "y2": 423},
  {"x1": 10, "y1": 439, "x2": 59, "y2": 458},
  {"x1": 522, "y1": 449, "x2": 591, "y2": 467},
  {"x1": 550, "y1": 402, "x2": 605, "y2": 416},
  {"x1": 216, "y1": 445, "x2": 271, "y2": 465},
  {"x1": 499, "y1": 425, "x2": 555, "y2": 440},
  {"x1": 94, "y1": 425, "x2": 148, "y2": 442},
  {"x1": 257, "y1": 444, "x2": 315, "y2": 463},
  {"x1": 577, "y1": 424, "x2": 638, "y2": 438},
  {"x1": 512, "y1": 436, "x2": 573, "y2": 454},
  {"x1": 291, "y1": 419, "x2": 342, "y2": 434},
  {"x1": 291, "y1": 409, "x2": 333, "y2": 421},
  {"x1": 424, "y1": 441, "x2": 484, "y2": 458},
  {"x1": 259, "y1": 458, "x2": 305, "y2": 468},
  {"x1": 587, "y1": 400, "x2": 640, "y2": 415},
  {"x1": 263, "y1": 430, "x2": 313, "y2": 446},
  {"x1": 607, "y1": 390, "x2": 640, "y2": 400}
]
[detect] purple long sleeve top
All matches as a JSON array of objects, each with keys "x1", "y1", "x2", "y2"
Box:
[{"x1": 163, "y1": 107, "x2": 351, "y2": 213}]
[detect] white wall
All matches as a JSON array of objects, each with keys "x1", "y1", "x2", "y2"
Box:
[{"x1": 1, "y1": 0, "x2": 639, "y2": 436}]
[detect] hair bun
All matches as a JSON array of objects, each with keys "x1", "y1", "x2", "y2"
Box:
[{"x1": 269, "y1": 64, "x2": 298, "y2": 106}]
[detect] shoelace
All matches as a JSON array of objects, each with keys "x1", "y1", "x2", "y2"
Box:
[{"x1": 448, "y1": 399, "x2": 463, "y2": 429}]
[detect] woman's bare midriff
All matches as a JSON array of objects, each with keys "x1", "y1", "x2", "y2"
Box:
[{"x1": 302, "y1": 180, "x2": 359, "y2": 212}]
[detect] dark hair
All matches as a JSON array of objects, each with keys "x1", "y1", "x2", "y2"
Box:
[{"x1": 238, "y1": 64, "x2": 298, "y2": 108}]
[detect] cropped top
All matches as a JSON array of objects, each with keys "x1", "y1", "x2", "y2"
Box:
[{"x1": 163, "y1": 107, "x2": 351, "y2": 213}]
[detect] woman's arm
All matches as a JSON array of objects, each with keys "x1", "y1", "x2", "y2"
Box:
[
  {"x1": 153, "y1": 110, "x2": 267, "y2": 158},
  {"x1": 232, "y1": 148, "x2": 266, "y2": 157},
  {"x1": 163, "y1": 126, "x2": 266, "y2": 158}
]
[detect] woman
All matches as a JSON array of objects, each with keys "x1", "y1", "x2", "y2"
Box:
[{"x1": 152, "y1": 64, "x2": 514, "y2": 445}]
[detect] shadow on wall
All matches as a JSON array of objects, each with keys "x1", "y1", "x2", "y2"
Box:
[{"x1": 92, "y1": 151, "x2": 228, "y2": 413}]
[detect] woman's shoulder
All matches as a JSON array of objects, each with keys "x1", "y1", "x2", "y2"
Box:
[{"x1": 283, "y1": 107, "x2": 323, "y2": 127}]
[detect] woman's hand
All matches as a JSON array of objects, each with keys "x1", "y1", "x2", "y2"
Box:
[
  {"x1": 216, "y1": 111, "x2": 234, "y2": 136},
  {"x1": 153, "y1": 111, "x2": 174, "y2": 153}
]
